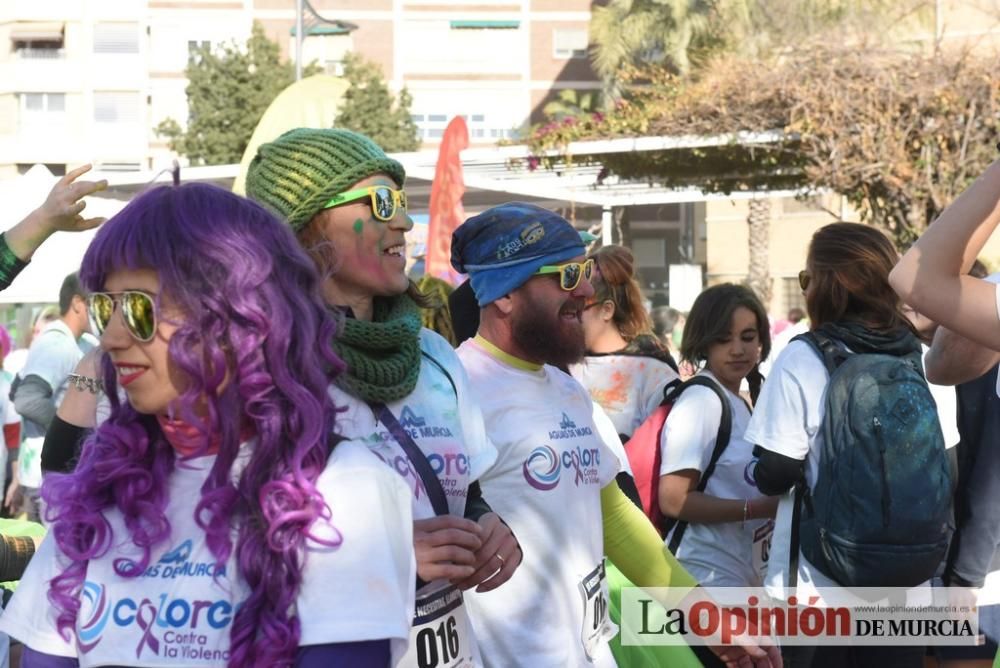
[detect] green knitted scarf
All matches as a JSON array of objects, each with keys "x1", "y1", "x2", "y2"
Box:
[{"x1": 332, "y1": 294, "x2": 423, "y2": 403}]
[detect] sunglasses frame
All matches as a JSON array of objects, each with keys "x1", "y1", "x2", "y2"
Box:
[
  {"x1": 798, "y1": 270, "x2": 811, "y2": 292},
  {"x1": 87, "y1": 290, "x2": 158, "y2": 343},
  {"x1": 322, "y1": 186, "x2": 408, "y2": 222},
  {"x1": 533, "y1": 258, "x2": 595, "y2": 292}
]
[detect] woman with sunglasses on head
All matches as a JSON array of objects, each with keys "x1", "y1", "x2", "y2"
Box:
[
  {"x1": 245, "y1": 128, "x2": 518, "y2": 668},
  {"x1": 0, "y1": 183, "x2": 417, "y2": 667},
  {"x1": 747, "y1": 222, "x2": 950, "y2": 668},
  {"x1": 570, "y1": 245, "x2": 679, "y2": 442}
]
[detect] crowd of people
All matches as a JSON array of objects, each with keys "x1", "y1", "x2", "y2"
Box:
[{"x1": 0, "y1": 127, "x2": 991, "y2": 668}]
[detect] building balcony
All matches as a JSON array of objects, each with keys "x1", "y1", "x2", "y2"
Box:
[{"x1": 14, "y1": 47, "x2": 65, "y2": 60}]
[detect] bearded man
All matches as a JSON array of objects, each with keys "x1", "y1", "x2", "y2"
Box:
[{"x1": 451, "y1": 203, "x2": 782, "y2": 668}]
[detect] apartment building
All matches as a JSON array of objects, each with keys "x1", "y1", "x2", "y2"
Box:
[
  {"x1": 255, "y1": 0, "x2": 597, "y2": 146},
  {"x1": 0, "y1": 0, "x2": 149, "y2": 178},
  {"x1": 0, "y1": 0, "x2": 597, "y2": 176},
  {"x1": 0, "y1": 0, "x2": 252, "y2": 178}
]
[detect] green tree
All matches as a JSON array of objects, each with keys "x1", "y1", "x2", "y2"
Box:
[
  {"x1": 156, "y1": 22, "x2": 314, "y2": 165},
  {"x1": 542, "y1": 89, "x2": 603, "y2": 122},
  {"x1": 334, "y1": 53, "x2": 419, "y2": 152},
  {"x1": 586, "y1": 0, "x2": 928, "y2": 303},
  {"x1": 589, "y1": 0, "x2": 924, "y2": 89}
]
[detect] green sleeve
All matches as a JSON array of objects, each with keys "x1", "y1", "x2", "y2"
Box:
[
  {"x1": 0, "y1": 233, "x2": 29, "y2": 292},
  {"x1": 601, "y1": 481, "x2": 698, "y2": 590}
]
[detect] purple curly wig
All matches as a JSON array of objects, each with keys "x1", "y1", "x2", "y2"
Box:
[{"x1": 42, "y1": 183, "x2": 346, "y2": 667}]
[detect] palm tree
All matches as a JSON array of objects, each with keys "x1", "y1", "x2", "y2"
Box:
[
  {"x1": 589, "y1": 0, "x2": 716, "y2": 85},
  {"x1": 746, "y1": 199, "x2": 772, "y2": 306}
]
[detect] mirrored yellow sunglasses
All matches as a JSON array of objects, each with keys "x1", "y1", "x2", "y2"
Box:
[
  {"x1": 533, "y1": 258, "x2": 595, "y2": 291},
  {"x1": 322, "y1": 186, "x2": 407, "y2": 222}
]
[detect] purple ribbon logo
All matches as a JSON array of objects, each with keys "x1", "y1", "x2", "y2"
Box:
[{"x1": 135, "y1": 599, "x2": 161, "y2": 658}]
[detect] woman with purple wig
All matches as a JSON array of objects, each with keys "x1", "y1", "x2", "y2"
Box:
[{"x1": 0, "y1": 183, "x2": 417, "y2": 667}]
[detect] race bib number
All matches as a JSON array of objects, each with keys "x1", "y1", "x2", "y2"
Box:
[
  {"x1": 752, "y1": 520, "x2": 776, "y2": 580},
  {"x1": 402, "y1": 585, "x2": 477, "y2": 668},
  {"x1": 579, "y1": 561, "x2": 616, "y2": 661}
]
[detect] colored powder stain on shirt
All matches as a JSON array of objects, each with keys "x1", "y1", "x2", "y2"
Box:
[{"x1": 590, "y1": 370, "x2": 631, "y2": 410}]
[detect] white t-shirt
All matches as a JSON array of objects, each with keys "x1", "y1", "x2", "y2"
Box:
[
  {"x1": 744, "y1": 340, "x2": 938, "y2": 601},
  {"x1": 659, "y1": 371, "x2": 774, "y2": 587},
  {"x1": 744, "y1": 341, "x2": 843, "y2": 598},
  {"x1": 759, "y1": 320, "x2": 808, "y2": 378},
  {"x1": 330, "y1": 329, "x2": 497, "y2": 668},
  {"x1": 456, "y1": 339, "x2": 621, "y2": 668},
  {"x1": 17, "y1": 320, "x2": 84, "y2": 488},
  {"x1": 922, "y1": 343, "x2": 960, "y2": 448},
  {"x1": 0, "y1": 440, "x2": 416, "y2": 667},
  {"x1": 569, "y1": 354, "x2": 679, "y2": 438}
]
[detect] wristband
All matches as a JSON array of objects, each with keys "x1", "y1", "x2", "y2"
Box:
[{"x1": 67, "y1": 373, "x2": 103, "y2": 394}]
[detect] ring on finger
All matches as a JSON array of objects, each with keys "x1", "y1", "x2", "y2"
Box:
[{"x1": 495, "y1": 552, "x2": 505, "y2": 565}]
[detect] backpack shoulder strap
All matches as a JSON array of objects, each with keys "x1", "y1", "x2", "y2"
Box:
[
  {"x1": 789, "y1": 479, "x2": 806, "y2": 589},
  {"x1": 683, "y1": 376, "x2": 734, "y2": 490},
  {"x1": 667, "y1": 375, "x2": 734, "y2": 553},
  {"x1": 791, "y1": 331, "x2": 850, "y2": 374},
  {"x1": 661, "y1": 377, "x2": 683, "y2": 404}
]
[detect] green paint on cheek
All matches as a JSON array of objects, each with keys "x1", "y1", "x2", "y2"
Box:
[{"x1": 353, "y1": 219, "x2": 364, "y2": 234}]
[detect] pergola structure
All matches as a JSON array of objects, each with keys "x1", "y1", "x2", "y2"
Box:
[{"x1": 92, "y1": 130, "x2": 809, "y2": 245}]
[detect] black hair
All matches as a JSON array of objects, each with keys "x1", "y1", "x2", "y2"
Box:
[
  {"x1": 680, "y1": 283, "x2": 771, "y2": 404},
  {"x1": 58, "y1": 272, "x2": 85, "y2": 315}
]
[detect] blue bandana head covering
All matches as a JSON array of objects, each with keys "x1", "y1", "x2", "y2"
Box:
[{"x1": 451, "y1": 202, "x2": 585, "y2": 306}]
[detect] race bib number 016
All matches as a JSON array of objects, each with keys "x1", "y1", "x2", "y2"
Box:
[
  {"x1": 579, "y1": 561, "x2": 617, "y2": 661},
  {"x1": 405, "y1": 585, "x2": 477, "y2": 668}
]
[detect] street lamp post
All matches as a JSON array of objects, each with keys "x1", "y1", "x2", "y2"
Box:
[{"x1": 295, "y1": 0, "x2": 303, "y2": 81}]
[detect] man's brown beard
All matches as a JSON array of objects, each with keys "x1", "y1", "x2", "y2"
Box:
[{"x1": 510, "y1": 296, "x2": 586, "y2": 370}]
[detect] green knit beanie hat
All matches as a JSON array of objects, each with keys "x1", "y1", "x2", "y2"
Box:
[{"x1": 245, "y1": 128, "x2": 407, "y2": 231}]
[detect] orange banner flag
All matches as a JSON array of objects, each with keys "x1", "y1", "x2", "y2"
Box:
[{"x1": 425, "y1": 116, "x2": 470, "y2": 283}]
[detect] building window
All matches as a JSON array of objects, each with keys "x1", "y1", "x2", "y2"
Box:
[
  {"x1": 413, "y1": 113, "x2": 518, "y2": 141},
  {"x1": 631, "y1": 237, "x2": 667, "y2": 268},
  {"x1": 17, "y1": 163, "x2": 66, "y2": 176},
  {"x1": 449, "y1": 20, "x2": 519, "y2": 30},
  {"x1": 94, "y1": 92, "x2": 141, "y2": 123},
  {"x1": 781, "y1": 277, "x2": 807, "y2": 312},
  {"x1": 10, "y1": 23, "x2": 65, "y2": 59},
  {"x1": 553, "y1": 29, "x2": 588, "y2": 59},
  {"x1": 94, "y1": 23, "x2": 140, "y2": 54},
  {"x1": 187, "y1": 39, "x2": 210, "y2": 54},
  {"x1": 94, "y1": 161, "x2": 141, "y2": 172},
  {"x1": 20, "y1": 92, "x2": 65, "y2": 115}
]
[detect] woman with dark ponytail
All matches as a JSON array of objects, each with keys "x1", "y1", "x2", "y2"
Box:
[{"x1": 657, "y1": 284, "x2": 777, "y2": 600}]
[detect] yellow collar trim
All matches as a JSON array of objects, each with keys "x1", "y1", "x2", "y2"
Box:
[{"x1": 474, "y1": 335, "x2": 543, "y2": 372}]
